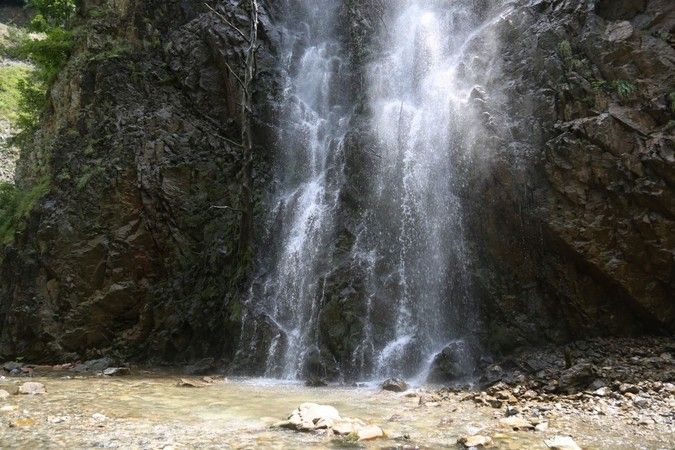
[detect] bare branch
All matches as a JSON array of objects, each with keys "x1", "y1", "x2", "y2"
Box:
[{"x1": 204, "y1": 3, "x2": 250, "y2": 44}]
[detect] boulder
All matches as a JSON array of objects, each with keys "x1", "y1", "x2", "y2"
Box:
[
  {"x1": 73, "y1": 357, "x2": 114, "y2": 373},
  {"x1": 428, "y1": 341, "x2": 475, "y2": 382},
  {"x1": 382, "y1": 378, "x2": 408, "y2": 392},
  {"x1": 275, "y1": 403, "x2": 342, "y2": 432},
  {"x1": 558, "y1": 363, "x2": 596, "y2": 392}
]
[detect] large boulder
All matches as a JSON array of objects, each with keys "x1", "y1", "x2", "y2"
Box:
[{"x1": 428, "y1": 341, "x2": 476, "y2": 382}]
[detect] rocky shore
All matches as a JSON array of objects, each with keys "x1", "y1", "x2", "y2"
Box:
[{"x1": 0, "y1": 337, "x2": 672, "y2": 448}]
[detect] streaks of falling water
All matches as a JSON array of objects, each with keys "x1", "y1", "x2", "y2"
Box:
[
  {"x1": 241, "y1": 0, "x2": 351, "y2": 380},
  {"x1": 359, "y1": 1, "x2": 506, "y2": 381}
]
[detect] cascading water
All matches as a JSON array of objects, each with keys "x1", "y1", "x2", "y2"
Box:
[
  {"x1": 354, "y1": 0, "x2": 506, "y2": 381},
  {"x1": 238, "y1": 0, "x2": 351, "y2": 379},
  {"x1": 238, "y1": 0, "x2": 506, "y2": 383}
]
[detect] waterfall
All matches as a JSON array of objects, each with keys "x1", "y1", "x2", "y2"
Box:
[
  {"x1": 355, "y1": 0, "x2": 505, "y2": 380},
  {"x1": 238, "y1": 0, "x2": 351, "y2": 379},
  {"x1": 237, "y1": 0, "x2": 506, "y2": 382}
]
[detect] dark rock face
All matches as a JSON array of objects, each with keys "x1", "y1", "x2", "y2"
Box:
[
  {"x1": 463, "y1": 0, "x2": 675, "y2": 354},
  {"x1": 0, "y1": 0, "x2": 276, "y2": 364}
]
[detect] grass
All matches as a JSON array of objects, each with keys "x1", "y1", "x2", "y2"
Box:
[{"x1": 0, "y1": 63, "x2": 33, "y2": 123}]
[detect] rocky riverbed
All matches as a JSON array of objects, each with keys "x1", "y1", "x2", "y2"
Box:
[{"x1": 0, "y1": 338, "x2": 673, "y2": 449}]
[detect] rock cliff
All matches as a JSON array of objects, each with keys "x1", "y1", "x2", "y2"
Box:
[{"x1": 0, "y1": 0, "x2": 672, "y2": 368}]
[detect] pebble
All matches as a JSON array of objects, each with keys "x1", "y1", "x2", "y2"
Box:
[
  {"x1": 459, "y1": 434, "x2": 492, "y2": 448},
  {"x1": 18, "y1": 382, "x2": 46, "y2": 395}
]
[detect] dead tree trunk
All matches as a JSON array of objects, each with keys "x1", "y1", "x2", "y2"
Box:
[
  {"x1": 207, "y1": 0, "x2": 259, "y2": 260},
  {"x1": 237, "y1": 0, "x2": 259, "y2": 259}
]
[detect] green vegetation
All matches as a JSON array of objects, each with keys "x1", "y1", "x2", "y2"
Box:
[
  {"x1": 557, "y1": 40, "x2": 573, "y2": 59},
  {"x1": 26, "y1": 0, "x2": 76, "y2": 30},
  {"x1": 0, "y1": 64, "x2": 32, "y2": 122},
  {"x1": 0, "y1": 0, "x2": 76, "y2": 134},
  {"x1": 0, "y1": 177, "x2": 50, "y2": 245},
  {"x1": 613, "y1": 80, "x2": 636, "y2": 99}
]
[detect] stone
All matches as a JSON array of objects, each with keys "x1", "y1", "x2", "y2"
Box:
[
  {"x1": 535, "y1": 421, "x2": 549, "y2": 432},
  {"x1": 544, "y1": 436, "x2": 581, "y2": 450},
  {"x1": 0, "y1": 389, "x2": 10, "y2": 399},
  {"x1": 559, "y1": 363, "x2": 595, "y2": 392},
  {"x1": 499, "y1": 416, "x2": 534, "y2": 431},
  {"x1": 305, "y1": 375, "x2": 327, "y2": 387},
  {"x1": 357, "y1": 424, "x2": 384, "y2": 441},
  {"x1": 604, "y1": 21, "x2": 633, "y2": 42},
  {"x1": 382, "y1": 378, "x2": 408, "y2": 392},
  {"x1": 505, "y1": 406, "x2": 519, "y2": 417},
  {"x1": 92, "y1": 413, "x2": 107, "y2": 421},
  {"x1": 2, "y1": 361, "x2": 22, "y2": 372},
  {"x1": 459, "y1": 435, "x2": 492, "y2": 448},
  {"x1": 619, "y1": 383, "x2": 639, "y2": 394},
  {"x1": 593, "y1": 386, "x2": 611, "y2": 397},
  {"x1": 428, "y1": 341, "x2": 475, "y2": 382},
  {"x1": 277, "y1": 403, "x2": 342, "y2": 432},
  {"x1": 73, "y1": 357, "x2": 114, "y2": 373},
  {"x1": 177, "y1": 378, "x2": 203, "y2": 388},
  {"x1": 103, "y1": 367, "x2": 131, "y2": 376},
  {"x1": 18, "y1": 382, "x2": 46, "y2": 395},
  {"x1": 632, "y1": 396, "x2": 648, "y2": 408}
]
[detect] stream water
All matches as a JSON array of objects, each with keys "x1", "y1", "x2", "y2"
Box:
[{"x1": 0, "y1": 376, "x2": 671, "y2": 449}]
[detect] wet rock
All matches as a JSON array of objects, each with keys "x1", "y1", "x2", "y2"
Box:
[
  {"x1": 459, "y1": 435, "x2": 492, "y2": 448},
  {"x1": 305, "y1": 375, "x2": 327, "y2": 387},
  {"x1": 176, "y1": 378, "x2": 203, "y2": 388},
  {"x1": 357, "y1": 424, "x2": 384, "y2": 441},
  {"x1": 275, "y1": 403, "x2": 342, "y2": 432},
  {"x1": 499, "y1": 416, "x2": 534, "y2": 431},
  {"x1": 558, "y1": 363, "x2": 595, "y2": 392},
  {"x1": 103, "y1": 367, "x2": 131, "y2": 377},
  {"x1": 382, "y1": 378, "x2": 408, "y2": 392},
  {"x1": 18, "y1": 382, "x2": 46, "y2": 395},
  {"x1": 428, "y1": 341, "x2": 474, "y2": 382},
  {"x1": 2, "y1": 361, "x2": 22, "y2": 372},
  {"x1": 544, "y1": 435, "x2": 581, "y2": 450},
  {"x1": 73, "y1": 357, "x2": 114, "y2": 373}
]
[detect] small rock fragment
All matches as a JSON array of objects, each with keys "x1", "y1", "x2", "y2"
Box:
[
  {"x1": 499, "y1": 416, "x2": 534, "y2": 431},
  {"x1": 535, "y1": 421, "x2": 549, "y2": 432},
  {"x1": 544, "y1": 435, "x2": 581, "y2": 450},
  {"x1": 103, "y1": 367, "x2": 131, "y2": 376},
  {"x1": 357, "y1": 424, "x2": 384, "y2": 441},
  {"x1": 459, "y1": 435, "x2": 492, "y2": 448}
]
